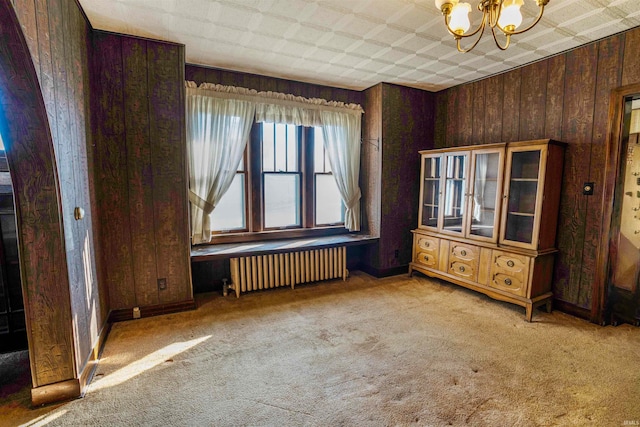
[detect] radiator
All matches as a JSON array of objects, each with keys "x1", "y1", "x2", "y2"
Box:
[{"x1": 228, "y1": 246, "x2": 347, "y2": 297}]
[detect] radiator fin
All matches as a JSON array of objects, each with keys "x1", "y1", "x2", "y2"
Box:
[{"x1": 229, "y1": 246, "x2": 347, "y2": 297}]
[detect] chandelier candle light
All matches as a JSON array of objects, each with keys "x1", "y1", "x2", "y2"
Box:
[{"x1": 435, "y1": 0, "x2": 549, "y2": 52}]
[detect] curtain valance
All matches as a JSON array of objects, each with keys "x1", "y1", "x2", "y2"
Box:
[{"x1": 185, "y1": 81, "x2": 363, "y2": 127}]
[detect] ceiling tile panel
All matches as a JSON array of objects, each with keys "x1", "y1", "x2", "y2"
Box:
[{"x1": 79, "y1": 0, "x2": 640, "y2": 91}]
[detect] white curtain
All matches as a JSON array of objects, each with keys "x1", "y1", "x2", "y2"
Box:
[
  {"x1": 473, "y1": 154, "x2": 488, "y2": 222},
  {"x1": 186, "y1": 85, "x2": 255, "y2": 244},
  {"x1": 321, "y1": 110, "x2": 362, "y2": 231}
]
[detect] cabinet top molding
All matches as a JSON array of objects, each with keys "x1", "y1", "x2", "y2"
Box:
[{"x1": 419, "y1": 139, "x2": 566, "y2": 155}]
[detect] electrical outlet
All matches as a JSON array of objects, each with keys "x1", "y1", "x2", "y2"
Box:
[
  {"x1": 158, "y1": 278, "x2": 167, "y2": 290},
  {"x1": 133, "y1": 307, "x2": 140, "y2": 319},
  {"x1": 394, "y1": 249, "x2": 399, "y2": 259}
]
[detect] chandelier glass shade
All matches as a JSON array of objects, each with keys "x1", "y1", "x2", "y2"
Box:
[{"x1": 434, "y1": 0, "x2": 549, "y2": 53}]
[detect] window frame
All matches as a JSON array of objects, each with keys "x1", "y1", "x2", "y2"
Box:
[{"x1": 202, "y1": 122, "x2": 347, "y2": 244}]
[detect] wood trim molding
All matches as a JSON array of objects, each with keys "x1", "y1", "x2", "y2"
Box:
[
  {"x1": 108, "y1": 300, "x2": 197, "y2": 323},
  {"x1": 31, "y1": 379, "x2": 80, "y2": 407},
  {"x1": 31, "y1": 322, "x2": 112, "y2": 406},
  {"x1": 592, "y1": 83, "x2": 640, "y2": 325},
  {"x1": 554, "y1": 299, "x2": 591, "y2": 321}
]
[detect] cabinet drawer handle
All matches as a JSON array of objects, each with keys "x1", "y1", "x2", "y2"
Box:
[
  {"x1": 460, "y1": 250, "x2": 467, "y2": 256},
  {"x1": 459, "y1": 266, "x2": 465, "y2": 272},
  {"x1": 423, "y1": 255, "x2": 429, "y2": 262},
  {"x1": 504, "y1": 278, "x2": 512, "y2": 286},
  {"x1": 424, "y1": 241, "x2": 430, "y2": 247},
  {"x1": 507, "y1": 260, "x2": 515, "y2": 267}
]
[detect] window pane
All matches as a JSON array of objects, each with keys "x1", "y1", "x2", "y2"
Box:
[
  {"x1": 315, "y1": 174, "x2": 343, "y2": 225},
  {"x1": 275, "y1": 123, "x2": 286, "y2": 171},
  {"x1": 264, "y1": 174, "x2": 300, "y2": 228},
  {"x1": 314, "y1": 127, "x2": 324, "y2": 173},
  {"x1": 287, "y1": 125, "x2": 298, "y2": 172},
  {"x1": 262, "y1": 122, "x2": 274, "y2": 172},
  {"x1": 211, "y1": 174, "x2": 245, "y2": 231}
]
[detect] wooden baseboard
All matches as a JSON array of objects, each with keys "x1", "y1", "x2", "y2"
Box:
[
  {"x1": 108, "y1": 299, "x2": 196, "y2": 323},
  {"x1": 31, "y1": 378, "x2": 80, "y2": 407},
  {"x1": 357, "y1": 263, "x2": 409, "y2": 278},
  {"x1": 31, "y1": 321, "x2": 112, "y2": 406},
  {"x1": 553, "y1": 299, "x2": 591, "y2": 321},
  {"x1": 78, "y1": 322, "x2": 112, "y2": 396}
]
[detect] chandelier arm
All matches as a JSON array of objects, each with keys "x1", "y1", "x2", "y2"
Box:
[
  {"x1": 456, "y1": 27, "x2": 486, "y2": 53},
  {"x1": 496, "y1": 4, "x2": 546, "y2": 36},
  {"x1": 444, "y1": 9, "x2": 486, "y2": 39},
  {"x1": 490, "y1": 24, "x2": 511, "y2": 50}
]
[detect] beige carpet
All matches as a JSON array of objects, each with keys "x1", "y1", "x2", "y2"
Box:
[{"x1": 2, "y1": 271, "x2": 639, "y2": 426}]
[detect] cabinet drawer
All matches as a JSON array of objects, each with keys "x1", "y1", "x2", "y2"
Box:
[
  {"x1": 449, "y1": 242, "x2": 478, "y2": 263},
  {"x1": 416, "y1": 235, "x2": 439, "y2": 253},
  {"x1": 415, "y1": 250, "x2": 438, "y2": 268},
  {"x1": 449, "y1": 260, "x2": 476, "y2": 280},
  {"x1": 489, "y1": 251, "x2": 530, "y2": 297}
]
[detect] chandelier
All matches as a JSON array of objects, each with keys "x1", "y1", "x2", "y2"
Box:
[{"x1": 434, "y1": 0, "x2": 549, "y2": 53}]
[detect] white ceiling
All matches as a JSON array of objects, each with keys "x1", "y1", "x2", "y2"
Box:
[{"x1": 79, "y1": 0, "x2": 640, "y2": 91}]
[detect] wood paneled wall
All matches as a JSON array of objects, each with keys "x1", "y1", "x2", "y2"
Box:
[
  {"x1": 436, "y1": 27, "x2": 640, "y2": 311},
  {"x1": 363, "y1": 83, "x2": 436, "y2": 275},
  {"x1": 3, "y1": 0, "x2": 106, "y2": 389},
  {"x1": 92, "y1": 32, "x2": 192, "y2": 310}
]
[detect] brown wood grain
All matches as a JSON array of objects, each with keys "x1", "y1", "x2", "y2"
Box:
[
  {"x1": 484, "y1": 74, "x2": 504, "y2": 144},
  {"x1": 622, "y1": 27, "x2": 640, "y2": 86},
  {"x1": 519, "y1": 61, "x2": 547, "y2": 141},
  {"x1": 147, "y1": 42, "x2": 191, "y2": 304},
  {"x1": 122, "y1": 38, "x2": 158, "y2": 307},
  {"x1": 458, "y1": 84, "x2": 473, "y2": 146},
  {"x1": 434, "y1": 91, "x2": 448, "y2": 148},
  {"x1": 554, "y1": 43, "x2": 597, "y2": 305},
  {"x1": 578, "y1": 35, "x2": 624, "y2": 308},
  {"x1": 446, "y1": 86, "x2": 459, "y2": 146},
  {"x1": 472, "y1": 80, "x2": 485, "y2": 145},
  {"x1": 92, "y1": 32, "x2": 137, "y2": 310},
  {"x1": 544, "y1": 54, "x2": 565, "y2": 139},
  {"x1": 501, "y1": 68, "x2": 521, "y2": 142}
]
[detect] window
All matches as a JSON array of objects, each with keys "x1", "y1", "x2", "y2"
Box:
[{"x1": 211, "y1": 122, "x2": 345, "y2": 235}]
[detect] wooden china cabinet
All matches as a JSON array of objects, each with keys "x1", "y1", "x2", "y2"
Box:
[{"x1": 409, "y1": 139, "x2": 566, "y2": 321}]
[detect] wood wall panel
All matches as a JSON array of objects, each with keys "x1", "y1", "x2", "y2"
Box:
[
  {"x1": 622, "y1": 27, "x2": 640, "y2": 86},
  {"x1": 484, "y1": 74, "x2": 504, "y2": 144},
  {"x1": 379, "y1": 84, "x2": 435, "y2": 270},
  {"x1": 501, "y1": 68, "x2": 521, "y2": 142},
  {"x1": 362, "y1": 84, "x2": 382, "y2": 241},
  {"x1": 92, "y1": 33, "x2": 136, "y2": 310},
  {"x1": 555, "y1": 44, "x2": 598, "y2": 303},
  {"x1": 148, "y1": 42, "x2": 191, "y2": 304},
  {"x1": 122, "y1": 38, "x2": 157, "y2": 307},
  {"x1": 436, "y1": 27, "x2": 640, "y2": 314},
  {"x1": 544, "y1": 55, "x2": 566, "y2": 139},
  {"x1": 578, "y1": 35, "x2": 624, "y2": 307},
  {"x1": 472, "y1": 80, "x2": 486, "y2": 144},
  {"x1": 93, "y1": 32, "x2": 191, "y2": 310},
  {"x1": 519, "y1": 61, "x2": 547, "y2": 141},
  {"x1": 458, "y1": 84, "x2": 473, "y2": 146}
]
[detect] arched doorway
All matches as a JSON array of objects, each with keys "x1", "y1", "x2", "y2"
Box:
[{"x1": 0, "y1": 0, "x2": 76, "y2": 402}]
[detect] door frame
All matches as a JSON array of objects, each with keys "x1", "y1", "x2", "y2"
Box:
[{"x1": 593, "y1": 83, "x2": 640, "y2": 324}]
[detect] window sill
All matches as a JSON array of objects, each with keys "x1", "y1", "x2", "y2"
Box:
[{"x1": 190, "y1": 233, "x2": 378, "y2": 262}]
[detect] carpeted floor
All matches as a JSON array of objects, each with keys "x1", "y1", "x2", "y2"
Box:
[{"x1": 1, "y1": 271, "x2": 639, "y2": 426}]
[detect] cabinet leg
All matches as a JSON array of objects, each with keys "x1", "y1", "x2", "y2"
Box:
[
  {"x1": 408, "y1": 266, "x2": 413, "y2": 277},
  {"x1": 545, "y1": 300, "x2": 552, "y2": 313},
  {"x1": 525, "y1": 304, "x2": 533, "y2": 322}
]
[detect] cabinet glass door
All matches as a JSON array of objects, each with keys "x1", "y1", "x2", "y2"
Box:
[
  {"x1": 502, "y1": 149, "x2": 542, "y2": 247},
  {"x1": 441, "y1": 152, "x2": 468, "y2": 235},
  {"x1": 419, "y1": 154, "x2": 441, "y2": 228},
  {"x1": 468, "y1": 150, "x2": 503, "y2": 241}
]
